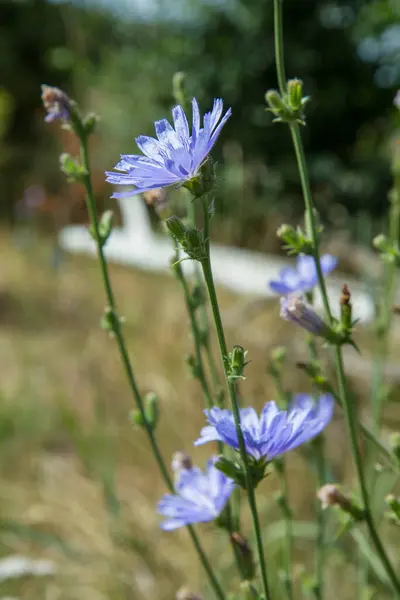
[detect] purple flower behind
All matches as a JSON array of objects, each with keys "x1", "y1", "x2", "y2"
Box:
[
  {"x1": 394, "y1": 90, "x2": 400, "y2": 110},
  {"x1": 194, "y1": 395, "x2": 334, "y2": 461},
  {"x1": 269, "y1": 254, "x2": 338, "y2": 295},
  {"x1": 157, "y1": 457, "x2": 235, "y2": 531},
  {"x1": 105, "y1": 98, "x2": 231, "y2": 199},
  {"x1": 41, "y1": 85, "x2": 72, "y2": 123}
]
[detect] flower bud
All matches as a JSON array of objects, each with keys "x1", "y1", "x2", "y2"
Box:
[
  {"x1": 98, "y1": 210, "x2": 114, "y2": 247},
  {"x1": 165, "y1": 216, "x2": 188, "y2": 244},
  {"x1": 317, "y1": 484, "x2": 365, "y2": 520},
  {"x1": 265, "y1": 89, "x2": 285, "y2": 112},
  {"x1": 144, "y1": 391, "x2": 159, "y2": 429},
  {"x1": 373, "y1": 233, "x2": 389, "y2": 253},
  {"x1": 340, "y1": 283, "x2": 352, "y2": 332},
  {"x1": 41, "y1": 84, "x2": 72, "y2": 123},
  {"x1": 172, "y1": 71, "x2": 188, "y2": 107},
  {"x1": 280, "y1": 294, "x2": 332, "y2": 340},
  {"x1": 231, "y1": 532, "x2": 255, "y2": 581},
  {"x1": 229, "y1": 345, "x2": 248, "y2": 379},
  {"x1": 287, "y1": 78, "x2": 303, "y2": 112},
  {"x1": 82, "y1": 112, "x2": 99, "y2": 136}
]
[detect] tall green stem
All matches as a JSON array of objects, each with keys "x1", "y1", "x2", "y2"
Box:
[
  {"x1": 187, "y1": 197, "x2": 221, "y2": 389},
  {"x1": 79, "y1": 134, "x2": 226, "y2": 600},
  {"x1": 173, "y1": 243, "x2": 213, "y2": 408},
  {"x1": 272, "y1": 3, "x2": 400, "y2": 595},
  {"x1": 200, "y1": 197, "x2": 272, "y2": 600}
]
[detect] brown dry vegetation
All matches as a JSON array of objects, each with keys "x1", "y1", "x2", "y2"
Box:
[{"x1": 0, "y1": 230, "x2": 398, "y2": 600}]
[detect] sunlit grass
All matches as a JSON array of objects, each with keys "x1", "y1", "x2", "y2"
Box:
[{"x1": 0, "y1": 230, "x2": 397, "y2": 600}]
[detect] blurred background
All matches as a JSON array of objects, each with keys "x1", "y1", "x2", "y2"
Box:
[{"x1": 0, "y1": 0, "x2": 400, "y2": 599}]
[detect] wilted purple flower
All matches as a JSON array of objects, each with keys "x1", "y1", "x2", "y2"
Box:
[
  {"x1": 41, "y1": 85, "x2": 72, "y2": 123},
  {"x1": 269, "y1": 254, "x2": 337, "y2": 295},
  {"x1": 194, "y1": 395, "x2": 334, "y2": 461},
  {"x1": 280, "y1": 294, "x2": 332, "y2": 338},
  {"x1": 106, "y1": 98, "x2": 231, "y2": 199},
  {"x1": 157, "y1": 457, "x2": 235, "y2": 531}
]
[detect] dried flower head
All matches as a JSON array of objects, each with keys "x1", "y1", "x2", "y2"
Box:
[
  {"x1": 41, "y1": 85, "x2": 72, "y2": 123},
  {"x1": 171, "y1": 451, "x2": 193, "y2": 473},
  {"x1": 317, "y1": 484, "x2": 351, "y2": 510}
]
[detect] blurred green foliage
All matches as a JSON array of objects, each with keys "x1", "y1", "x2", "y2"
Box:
[{"x1": 1, "y1": 0, "x2": 399, "y2": 246}]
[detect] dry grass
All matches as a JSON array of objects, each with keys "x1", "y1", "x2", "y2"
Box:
[{"x1": 0, "y1": 230, "x2": 398, "y2": 600}]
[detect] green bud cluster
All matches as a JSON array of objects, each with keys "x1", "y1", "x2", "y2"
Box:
[
  {"x1": 165, "y1": 216, "x2": 207, "y2": 261},
  {"x1": 265, "y1": 78, "x2": 310, "y2": 125}
]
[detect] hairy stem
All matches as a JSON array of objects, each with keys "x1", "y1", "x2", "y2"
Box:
[
  {"x1": 272, "y1": 3, "x2": 400, "y2": 594},
  {"x1": 78, "y1": 133, "x2": 226, "y2": 600},
  {"x1": 200, "y1": 196, "x2": 272, "y2": 600}
]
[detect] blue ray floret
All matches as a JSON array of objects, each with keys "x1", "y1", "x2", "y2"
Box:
[
  {"x1": 157, "y1": 457, "x2": 235, "y2": 531},
  {"x1": 106, "y1": 98, "x2": 231, "y2": 199},
  {"x1": 269, "y1": 254, "x2": 337, "y2": 295},
  {"x1": 194, "y1": 395, "x2": 334, "y2": 461}
]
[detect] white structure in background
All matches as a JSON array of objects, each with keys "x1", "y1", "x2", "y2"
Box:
[{"x1": 58, "y1": 195, "x2": 375, "y2": 322}]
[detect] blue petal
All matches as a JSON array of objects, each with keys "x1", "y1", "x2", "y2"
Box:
[
  {"x1": 214, "y1": 417, "x2": 240, "y2": 451},
  {"x1": 296, "y1": 255, "x2": 317, "y2": 284},
  {"x1": 194, "y1": 425, "x2": 222, "y2": 446},
  {"x1": 154, "y1": 118, "x2": 182, "y2": 150},
  {"x1": 172, "y1": 105, "x2": 190, "y2": 148},
  {"x1": 135, "y1": 135, "x2": 167, "y2": 164},
  {"x1": 191, "y1": 98, "x2": 201, "y2": 146},
  {"x1": 320, "y1": 254, "x2": 338, "y2": 275},
  {"x1": 269, "y1": 280, "x2": 292, "y2": 295}
]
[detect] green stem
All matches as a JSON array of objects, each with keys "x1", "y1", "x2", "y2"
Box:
[
  {"x1": 288, "y1": 111, "x2": 400, "y2": 600},
  {"x1": 200, "y1": 197, "x2": 272, "y2": 600},
  {"x1": 187, "y1": 197, "x2": 221, "y2": 390},
  {"x1": 174, "y1": 243, "x2": 213, "y2": 408},
  {"x1": 277, "y1": 463, "x2": 293, "y2": 600},
  {"x1": 273, "y1": 0, "x2": 287, "y2": 94},
  {"x1": 272, "y1": 4, "x2": 400, "y2": 593},
  {"x1": 79, "y1": 134, "x2": 226, "y2": 600}
]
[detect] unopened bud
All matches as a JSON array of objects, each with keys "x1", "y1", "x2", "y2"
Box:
[
  {"x1": 41, "y1": 84, "x2": 72, "y2": 123},
  {"x1": 229, "y1": 345, "x2": 248, "y2": 379},
  {"x1": 287, "y1": 78, "x2": 303, "y2": 111},
  {"x1": 317, "y1": 484, "x2": 364, "y2": 520},
  {"x1": 340, "y1": 283, "x2": 352, "y2": 331},
  {"x1": 166, "y1": 216, "x2": 188, "y2": 244},
  {"x1": 173, "y1": 71, "x2": 188, "y2": 108},
  {"x1": 231, "y1": 532, "x2": 255, "y2": 581},
  {"x1": 265, "y1": 89, "x2": 284, "y2": 112},
  {"x1": 373, "y1": 234, "x2": 389, "y2": 252}
]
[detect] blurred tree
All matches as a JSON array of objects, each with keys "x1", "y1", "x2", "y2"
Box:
[{"x1": 1, "y1": 0, "x2": 399, "y2": 247}]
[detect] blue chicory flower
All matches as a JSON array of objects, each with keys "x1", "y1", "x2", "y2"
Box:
[
  {"x1": 105, "y1": 98, "x2": 231, "y2": 199},
  {"x1": 41, "y1": 85, "x2": 72, "y2": 123},
  {"x1": 269, "y1": 254, "x2": 338, "y2": 295},
  {"x1": 194, "y1": 394, "x2": 334, "y2": 461},
  {"x1": 157, "y1": 456, "x2": 235, "y2": 531},
  {"x1": 280, "y1": 293, "x2": 332, "y2": 338}
]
